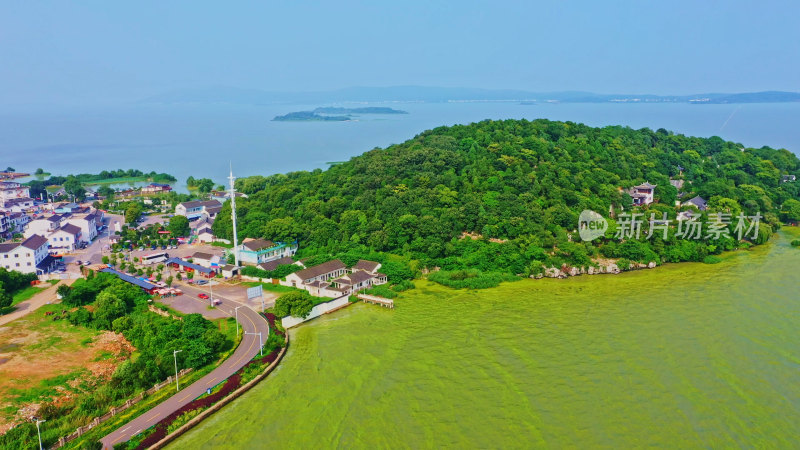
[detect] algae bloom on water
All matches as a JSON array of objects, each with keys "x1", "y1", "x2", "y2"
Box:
[{"x1": 173, "y1": 230, "x2": 800, "y2": 449}]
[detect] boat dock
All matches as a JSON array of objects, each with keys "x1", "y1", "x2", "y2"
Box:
[{"x1": 357, "y1": 294, "x2": 394, "y2": 309}]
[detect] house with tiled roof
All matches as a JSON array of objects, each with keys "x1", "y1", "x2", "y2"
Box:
[
  {"x1": 282, "y1": 259, "x2": 387, "y2": 297},
  {"x1": 175, "y1": 200, "x2": 222, "y2": 219},
  {"x1": 0, "y1": 234, "x2": 53, "y2": 274},
  {"x1": 684, "y1": 195, "x2": 708, "y2": 211},
  {"x1": 629, "y1": 182, "x2": 656, "y2": 206},
  {"x1": 48, "y1": 224, "x2": 82, "y2": 252},
  {"x1": 236, "y1": 237, "x2": 298, "y2": 266}
]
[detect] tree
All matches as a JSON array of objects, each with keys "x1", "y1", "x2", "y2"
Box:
[
  {"x1": 0, "y1": 283, "x2": 12, "y2": 309},
  {"x1": 166, "y1": 275, "x2": 174, "y2": 287},
  {"x1": 167, "y1": 215, "x2": 190, "y2": 237},
  {"x1": 35, "y1": 168, "x2": 44, "y2": 175},
  {"x1": 4, "y1": 167, "x2": 14, "y2": 172},
  {"x1": 93, "y1": 291, "x2": 128, "y2": 330},
  {"x1": 125, "y1": 203, "x2": 143, "y2": 225},
  {"x1": 783, "y1": 199, "x2": 800, "y2": 222},
  {"x1": 274, "y1": 291, "x2": 314, "y2": 318},
  {"x1": 63, "y1": 176, "x2": 87, "y2": 201}
]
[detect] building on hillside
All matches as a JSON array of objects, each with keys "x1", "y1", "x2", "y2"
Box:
[
  {"x1": 352, "y1": 260, "x2": 382, "y2": 274},
  {"x1": 141, "y1": 183, "x2": 172, "y2": 195},
  {"x1": 8, "y1": 212, "x2": 30, "y2": 234},
  {"x1": 0, "y1": 234, "x2": 53, "y2": 274},
  {"x1": 196, "y1": 227, "x2": 215, "y2": 243},
  {"x1": 237, "y1": 238, "x2": 298, "y2": 266},
  {"x1": 175, "y1": 200, "x2": 222, "y2": 220},
  {"x1": 47, "y1": 224, "x2": 82, "y2": 252},
  {"x1": 203, "y1": 205, "x2": 222, "y2": 221},
  {"x1": 684, "y1": 195, "x2": 708, "y2": 211},
  {"x1": 782, "y1": 175, "x2": 797, "y2": 183},
  {"x1": 676, "y1": 211, "x2": 697, "y2": 222},
  {"x1": 629, "y1": 182, "x2": 656, "y2": 206}
]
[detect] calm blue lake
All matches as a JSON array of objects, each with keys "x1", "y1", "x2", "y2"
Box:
[{"x1": 2, "y1": 102, "x2": 799, "y2": 190}]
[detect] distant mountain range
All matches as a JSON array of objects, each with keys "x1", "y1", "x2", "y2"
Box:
[{"x1": 142, "y1": 86, "x2": 800, "y2": 105}]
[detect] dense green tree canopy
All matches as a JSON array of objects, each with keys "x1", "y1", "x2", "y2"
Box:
[{"x1": 212, "y1": 119, "x2": 800, "y2": 274}]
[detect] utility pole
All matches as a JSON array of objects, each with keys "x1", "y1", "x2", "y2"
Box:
[
  {"x1": 245, "y1": 331, "x2": 263, "y2": 356},
  {"x1": 173, "y1": 349, "x2": 182, "y2": 391},
  {"x1": 235, "y1": 306, "x2": 243, "y2": 336},
  {"x1": 35, "y1": 419, "x2": 45, "y2": 450},
  {"x1": 228, "y1": 163, "x2": 239, "y2": 267}
]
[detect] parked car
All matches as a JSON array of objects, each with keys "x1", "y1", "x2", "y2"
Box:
[
  {"x1": 198, "y1": 293, "x2": 209, "y2": 299},
  {"x1": 195, "y1": 280, "x2": 208, "y2": 285},
  {"x1": 212, "y1": 298, "x2": 222, "y2": 306}
]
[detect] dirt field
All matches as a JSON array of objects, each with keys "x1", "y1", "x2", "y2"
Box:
[{"x1": 0, "y1": 304, "x2": 133, "y2": 433}]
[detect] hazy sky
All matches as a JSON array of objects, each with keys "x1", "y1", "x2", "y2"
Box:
[{"x1": 2, "y1": 0, "x2": 798, "y2": 105}]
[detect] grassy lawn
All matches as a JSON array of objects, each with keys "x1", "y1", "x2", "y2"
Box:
[
  {"x1": 10, "y1": 284, "x2": 50, "y2": 307},
  {"x1": 81, "y1": 176, "x2": 149, "y2": 185},
  {"x1": 241, "y1": 281, "x2": 297, "y2": 294},
  {"x1": 210, "y1": 241, "x2": 233, "y2": 249},
  {"x1": 0, "y1": 303, "x2": 121, "y2": 433}
]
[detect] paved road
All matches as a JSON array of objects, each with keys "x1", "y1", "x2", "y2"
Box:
[
  {"x1": 100, "y1": 283, "x2": 269, "y2": 449},
  {"x1": 0, "y1": 281, "x2": 74, "y2": 327}
]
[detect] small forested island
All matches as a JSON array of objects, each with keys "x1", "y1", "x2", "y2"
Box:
[
  {"x1": 272, "y1": 111, "x2": 350, "y2": 121},
  {"x1": 273, "y1": 106, "x2": 408, "y2": 121},
  {"x1": 215, "y1": 119, "x2": 800, "y2": 284},
  {"x1": 312, "y1": 106, "x2": 408, "y2": 114}
]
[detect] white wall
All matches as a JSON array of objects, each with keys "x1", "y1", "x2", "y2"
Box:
[{"x1": 281, "y1": 296, "x2": 349, "y2": 329}]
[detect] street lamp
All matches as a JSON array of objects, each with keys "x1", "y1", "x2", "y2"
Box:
[
  {"x1": 234, "y1": 306, "x2": 243, "y2": 336},
  {"x1": 173, "y1": 349, "x2": 183, "y2": 392},
  {"x1": 245, "y1": 331, "x2": 263, "y2": 356},
  {"x1": 35, "y1": 418, "x2": 46, "y2": 450}
]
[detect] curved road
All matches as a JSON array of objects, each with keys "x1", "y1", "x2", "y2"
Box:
[{"x1": 101, "y1": 283, "x2": 269, "y2": 448}]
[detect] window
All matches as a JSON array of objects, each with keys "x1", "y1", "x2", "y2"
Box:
[
  {"x1": 27, "y1": 262, "x2": 31, "y2": 266},
  {"x1": 15, "y1": 263, "x2": 19, "y2": 267},
  {"x1": 13, "y1": 254, "x2": 18, "y2": 258}
]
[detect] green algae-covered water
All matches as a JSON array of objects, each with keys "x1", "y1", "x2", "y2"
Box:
[{"x1": 173, "y1": 230, "x2": 800, "y2": 448}]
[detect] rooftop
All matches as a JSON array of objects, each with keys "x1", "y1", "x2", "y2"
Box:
[
  {"x1": 295, "y1": 259, "x2": 346, "y2": 281},
  {"x1": 241, "y1": 238, "x2": 276, "y2": 251},
  {"x1": 21, "y1": 234, "x2": 48, "y2": 250},
  {"x1": 258, "y1": 256, "x2": 295, "y2": 272},
  {"x1": 352, "y1": 260, "x2": 381, "y2": 273}
]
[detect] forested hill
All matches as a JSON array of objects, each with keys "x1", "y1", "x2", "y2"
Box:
[{"x1": 213, "y1": 119, "x2": 800, "y2": 275}]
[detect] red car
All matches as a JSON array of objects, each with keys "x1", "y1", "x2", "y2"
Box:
[{"x1": 198, "y1": 293, "x2": 209, "y2": 299}]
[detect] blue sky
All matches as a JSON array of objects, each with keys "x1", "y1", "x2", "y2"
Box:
[{"x1": 1, "y1": 0, "x2": 798, "y2": 104}]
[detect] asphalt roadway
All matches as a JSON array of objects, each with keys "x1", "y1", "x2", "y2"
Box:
[{"x1": 100, "y1": 283, "x2": 269, "y2": 449}]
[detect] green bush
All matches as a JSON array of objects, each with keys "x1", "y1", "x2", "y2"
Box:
[
  {"x1": 428, "y1": 269, "x2": 518, "y2": 289},
  {"x1": 274, "y1": 291, "x2": 315, "y2": 318},
  {"x1": 790, "y1": 239, "x2": 800, "y2": 247},
  {"x1": 703, "y1": 255, "x2": 723, "y2": 264},
  {"x1": 391, "y1": 280, "x2": 415, "y2": 292}
]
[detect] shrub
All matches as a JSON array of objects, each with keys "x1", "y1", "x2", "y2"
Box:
[
  {"x1": 274, "y1": 291, "x2": 315, "y2": 318},
  {"x1": 791, "y1": 239, "x2": 800, "y2": 247},
  {"x1": 391, "y1": 279, "x2": 415, "y2": 292},
  {"x1": 616, "y1": 258, "x2": 631, "y2": 271},
  {"x1": 428, "y1": 269, "x2": 518, "y2": 289},
  {"x1": 703, "y1": 255, "x2": 723, "y2": 264}
]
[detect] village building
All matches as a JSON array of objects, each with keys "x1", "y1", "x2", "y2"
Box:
[
  {"x1": 220, "y1": 264, "x2": 240, "y2": 278},
  {"x1": 0, "y1": 213, "x2": 10, "y2": 239},
  {"x1": 0, "y1": 182, "x2": 30, "y2": 204},
  {"x1": 47, "y1": 224, "x2": 82, "y2": 252},
  {"x1": 0, "y1": 234, "x2": 53, "y2": 274},
  {"x1": 237, "y1": 238, "x2": 298, "y2": 266},
  {"x1": 782, "y1": 175, "x2": 797, "y2": 183},
  {"x1": 99, "y1": 268, "x2": 158, "y2": 294},
  {"x1": 684, "y1": 195, "x2": 708, "y2": 211},
  {"x1": 210, "y1": 190, "x2": 247, "y2": 203},
  {"x1": 196, "y1": 227, "x2": 215, "y2": 243},
  {"x1": 141, "y1": 183, "x2": 173, "y2": 195},
  {"x1": 65, "y1": 210, "x2": 101, "y2": 243},
  {"x1": 175, "y1": 200, "x2": 222, "y2": 220},
  {"x1": 629, "y1": 182, "x2": 656, "y2": 206},
  {"x1": 281, "y1": 259, "x2": 387, "y2": 297},
  {"x1": 258, "y1": 256, "x2": 298, "y2": 272},
  {"x1": 0, "y1": 197, "x2": 36, "y2": 212},
  {"x1": 190, "y1": 252, "x2": 219, "y2": 269},
  {"x1": 283, "y1": 259, "x2": 347, "y2": 288},
  {"x1": 165, "y1": 257, "x2": 217, "y2": 278},
  {"x1": 24, "y1": 215, "x2": 64, "y2": 238}
]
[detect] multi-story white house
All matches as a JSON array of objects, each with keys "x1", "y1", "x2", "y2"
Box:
[
  {"x1": 0, "y1": 182, "x2": 30, "y2": 204},
  {"x1": 0, "y1": 234, "x2": 51, "y2": 274},
  {"x1": 236, "y1": 238, "x2": 298, "y2": 266},
  {"x1": 48, "y1": 224, "x2": 82, "y2": 252},
  {"x1": 175, "y1": 200, "x2": 222, "y2": 219},
  {"x1": 65, "y1": 211, "x2": 100, "y2": 243},
  {"x1": 25, "y1": 215, "x2": 64, "y2": 238}
]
